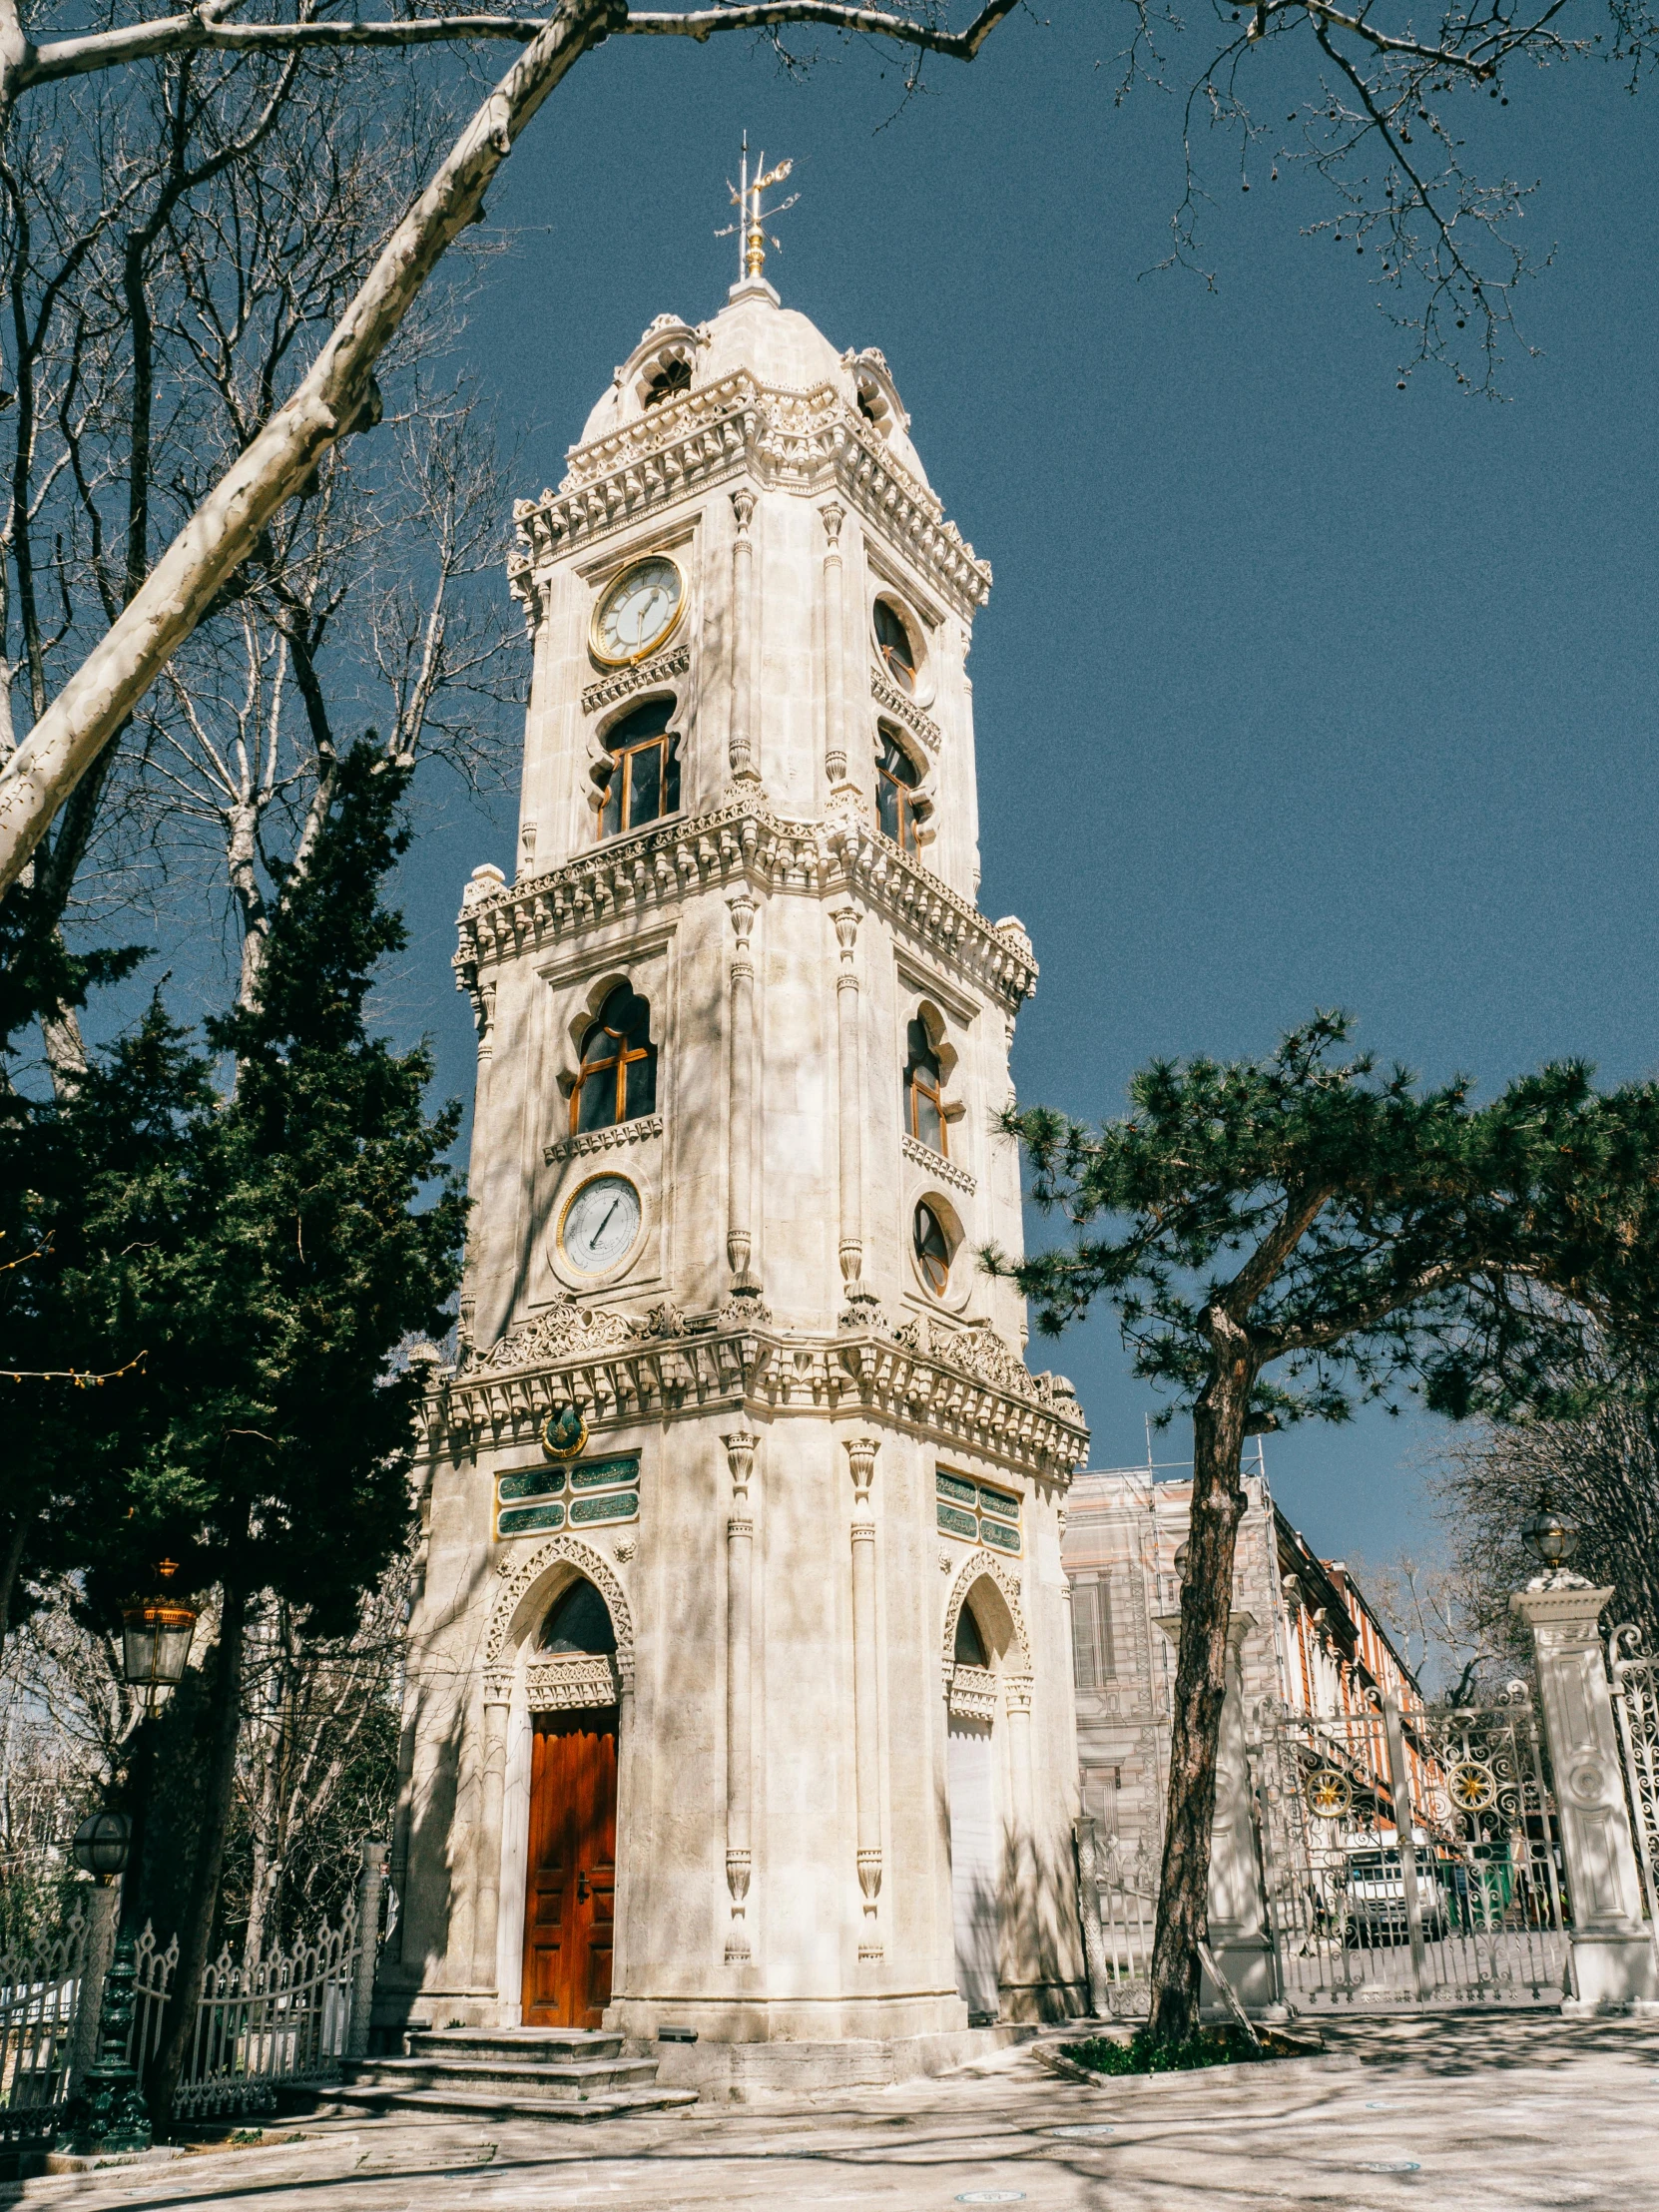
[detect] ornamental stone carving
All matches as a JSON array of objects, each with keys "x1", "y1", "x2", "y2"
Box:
[
  {"x1": 525, "y1": 1654, "x2": 623, "y2": 1711},
  {"x1": 486, "y1": 1533, "x2": 635, "y2": 1690},
  {"x1": 544, "y1": 1113, "x2": 663, "y2": 1165},
  {"x1": 464, "y1": 1290, "x2": 698, "y2": 1376},
  {"x1": 579, "y1": 644, "x2": 690, "y2": 719},
  {"x1": 941, "y1": 1549, "x2": 1033, "y2": 1674}
]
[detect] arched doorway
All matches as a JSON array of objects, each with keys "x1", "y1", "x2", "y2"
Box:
[
  {"x1": 522, "y1": 1577, "x2": 619, "y2": 2029},
  {"x1": 947, "y1": 1597, "x2": 1000, "y2": 2020}
]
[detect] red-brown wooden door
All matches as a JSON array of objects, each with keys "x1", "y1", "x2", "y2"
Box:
[{"x1": 521, "y1": 1709, "x2": 618, "y2": 2028}]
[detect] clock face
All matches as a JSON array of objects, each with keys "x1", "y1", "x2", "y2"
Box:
[
  {"x1": 560, "y1": 1174, "x2": 642, "y2": 1275},
  {"x1": 592, "y1": 555, "x2": 684, "y2": 667}
]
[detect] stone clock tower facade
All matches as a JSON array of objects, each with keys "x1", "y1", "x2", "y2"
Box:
[{"x1": 385, "y1": 270, "x2": 1090, "y2": 2087}]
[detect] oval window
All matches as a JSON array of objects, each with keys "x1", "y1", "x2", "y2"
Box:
[
  {"x1": 913, "y1": 1201, "x2": 951, "y2": 1296},
  {"x1": 873, "y1": 599, "x2": 917, "y2": 695}
]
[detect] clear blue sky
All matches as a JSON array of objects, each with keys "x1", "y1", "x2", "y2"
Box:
[{"x1": 177, "y1": 20, "x2": 1659, "y2": 1571}]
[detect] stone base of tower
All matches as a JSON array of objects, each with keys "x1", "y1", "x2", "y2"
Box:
[{"x1": 634, "y1": 2020, "x2": 1049, "y2": 2100}]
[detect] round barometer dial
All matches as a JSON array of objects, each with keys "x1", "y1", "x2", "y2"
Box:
[
  {"x1": 559, "y1": 1173, "x2": 642, "y2": 1275},
  {"x1": 591, "y1": 554, "x2": 684, "y2": 667}
]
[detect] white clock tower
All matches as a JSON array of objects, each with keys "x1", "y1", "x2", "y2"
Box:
[{"x1": 387, "y1": 232, "x2": 1090, "y2": 2089}]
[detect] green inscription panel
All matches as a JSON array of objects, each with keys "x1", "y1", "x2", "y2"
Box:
[
  {"x1": 498, "y1": 1500, "x2": 566, "y2": 1537},
  {"x1": 498, "y1": 1468, "x2": 567, "y2": 1503},
  {"x1": 936, "y1": 1470, "x2": 977, "y2": 1507},
  {"x1": 570, "y1": 1490, "x2": 639, "y2": 1525},
  {"x1": 936, "y1": 1502, "x2": 978, "y2": 1541},
  {"x1": 980, "y1": 1515, "x2": 1021, "y2": 1555},
  {"x1": 570, "y1": 1456, "x2": 642, "y2": 1492},
  {"x1": 978, "y1": 1483, "x2": 1020, "y2": 1520}
]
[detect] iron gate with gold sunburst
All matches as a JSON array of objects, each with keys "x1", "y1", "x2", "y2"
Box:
[{"x1": 1251, "y1": 1685, "x2": 1570, "y2": 2009}]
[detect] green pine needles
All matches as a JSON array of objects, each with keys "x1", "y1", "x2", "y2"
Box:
[{"x1": 994, "y1": 1010, "x2": 1659, "y2": 2045}]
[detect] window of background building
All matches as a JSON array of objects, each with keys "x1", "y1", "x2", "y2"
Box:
[{"x1": 1071, "y1": 1575, "x2": 1116, "y2": 1689}]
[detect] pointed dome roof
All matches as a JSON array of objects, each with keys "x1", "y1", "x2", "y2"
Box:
[{"x1": 575, "y1": 281, "x2": 931, "y2": 491}]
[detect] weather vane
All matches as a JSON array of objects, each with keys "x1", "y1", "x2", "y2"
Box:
[{"x1": 717, "y1": 132, "x2": 799, "y2": 283}]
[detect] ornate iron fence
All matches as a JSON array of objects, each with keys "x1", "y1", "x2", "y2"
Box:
[
  {"x1": 1253, "y1": 1686, "x2": 1568, "y2": 2010},
  {"x1": 1608, "y1": 1622, "x2": 1659, "y2": 1959},
  {"x1": 0, "y1": 1904, "x2": 92, "y2": 2152},
  {"x1": 127, "y1": 1904, "x2": 363, "y2": 2120}
]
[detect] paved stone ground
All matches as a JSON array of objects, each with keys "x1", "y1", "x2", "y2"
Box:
[{"x1": 9, "y1": 2015, "x2": 1658, "y2": 2212}]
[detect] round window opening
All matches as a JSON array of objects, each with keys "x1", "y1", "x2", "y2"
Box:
[
  {"x1": 914, "y1": 1200, "x2": 951, "y2": 1296},
  {"x1": 873, "y1": 599, "x2": 917, "y2": 695},
  {"x1": 540, "y1": 1576, "x2": 617, "y2": 1656}
]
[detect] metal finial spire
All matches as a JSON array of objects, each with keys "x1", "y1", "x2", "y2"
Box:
[{"x1": 716, "y1": 132, "x2": 799, "y2": 283}]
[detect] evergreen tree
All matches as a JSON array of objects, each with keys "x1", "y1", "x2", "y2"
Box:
[
  {"x1": 997, "y1": 1012, "x2": 1659, "y2": 2043},
  {"x1": 3, "y1": 746, "x2": 464, "y2": 2124}
]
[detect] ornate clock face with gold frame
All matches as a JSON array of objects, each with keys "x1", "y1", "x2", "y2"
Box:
[{"x1": 590, "y1": 553, "x2": 685, "y2": 668}]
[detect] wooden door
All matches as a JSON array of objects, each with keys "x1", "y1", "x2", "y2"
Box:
[{"x1": 521, "y1": 1708, "x2": 618, "y2": 2028}]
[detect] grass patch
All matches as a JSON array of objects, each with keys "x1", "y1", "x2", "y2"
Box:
[{"x1": 1058, "y1": 2025, "x2": 1304, "y2": 2074}]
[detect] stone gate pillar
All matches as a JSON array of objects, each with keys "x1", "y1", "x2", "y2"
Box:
[{"x1": 1511, "y1": 1579, "x2": 1658, "y2": 2012}]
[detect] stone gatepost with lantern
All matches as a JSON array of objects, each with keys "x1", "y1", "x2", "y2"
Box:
[{"x1": 1510, "y1": 1502, "x2": 1658, "y2": 2014}]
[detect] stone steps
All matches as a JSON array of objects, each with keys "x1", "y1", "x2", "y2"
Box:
[{"x1": 312, "y1": 2027, "x2": 697, "y2": 2123}]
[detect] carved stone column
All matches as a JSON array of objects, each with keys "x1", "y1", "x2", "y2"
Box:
[
  {"x1": 727, "y1": 894, "x2": 760, "y2": 1298},
  {"x1": 846, "y1": 1436, "x2": 883, "y2": 1957},
  {"x1": 724, "y1": 1429, "x2": 759, "y2": 1961},
  {"x1": 821, "y1": 501, "x2": 849, "y2": 792},
  {"x1": 729, "y1": 488, "x2": 759, "y2": 785},
  {"x1": 1512, "y1": 1579, "x2": 1659, "y2": 2011},
  {"x1": 830, "y1": 906, "x2": 873, "y2": 1317},
  {"x1": 1005, "y1": 1672, "x2": 1035, "y2": 1992},
  {"x1": 471, "y1": 1672, "x2": 511, "y2": 1996}
]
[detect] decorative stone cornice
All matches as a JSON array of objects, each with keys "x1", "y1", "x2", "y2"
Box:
[
  {"x1": 508, "y1": 373, "x2": 991, "y2": 620},
  {"x1": 524, "y1": 1653, "x2": 622, "y2": 1711},
  {"x1": 544, "y1": 1114, "x2": 664, "y2": 1167},
  {"x1": 580, "y1": 644, "x2": 690, "y2": 720},
  {"x1": 946, "y1": 1662, "x2": 997, "y2": 1722},
  {"x1": 452, "y1": 802, "x2": 1038, "y2": 1014},
  {"x1": 420, "y1": 1310, "x2": 1088, "y2": 1481},
  {"x1": 902, "y1": 1133, "x2": 975, "y2": 1196},
  {"x1": 870, "y1": 670, "x2": 941, "y2": 754}
]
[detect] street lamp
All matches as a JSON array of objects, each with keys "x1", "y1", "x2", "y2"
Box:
[
  {"x1": 120, "y1": 1560, "x2": 198, "y2": 1708},
  {"x1": 71, "y1": 1811, "x2": 132, "y2": 1882},
  {"x1": 1520, "y1": 1498, "x2": 1580, "y2": 1575}
]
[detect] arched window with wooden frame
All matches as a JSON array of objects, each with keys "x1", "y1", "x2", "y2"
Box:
[
  {"x1": 903, "y1": 1016, "x2": 946, "y2": 1157},
  {"x1": 873, "y1": 598, "x2": 917, "y2": 694},
  {"x1": 875, "y1": 727, "x2": 922, "y2": 855},
  {"x1": 573, "y1": 984, "x2": 657, "y2": 1134},
  {"x1": 599, "y1": 699, "x2": 681, "y2": 840},
  {"x1": 643, "y1": 356, "x2": 692, "y2": 408}
]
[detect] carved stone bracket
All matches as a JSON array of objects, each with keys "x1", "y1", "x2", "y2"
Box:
[
  {"x1": 946, "y1": 1663, "x2": 997, "y2": 1722},
  {"x1": 544, "y1": 1113, "x2": 664, "y2": 1166},
  {"x1": 580, "y1": 643, "x2": 690, "y2": 719},
  {"x1": 869, "y1": 668, "x2": 941, "y2": 753},
  {"x1": 901, "y1": 1132, "x2": 975, "y2": 1196}
]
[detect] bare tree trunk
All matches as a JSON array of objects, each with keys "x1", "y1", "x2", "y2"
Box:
[
  {"x1": 0, "y1": 1511, "x2": 29, "y2": 1659},
  {"x1": 1146, "y1": 1315, "x2": 1257, "y2": 2043},
  {"x1": 147, "y1": 1580, "x2": 247, "y2": 2133},
  {"x1": 0, "y1": 0, "x2": 615, "y2": 895}
]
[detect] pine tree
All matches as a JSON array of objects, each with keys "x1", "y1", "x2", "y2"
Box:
[{"x1": 997, "y1": 1011, "x2": 1659, "y2": 2043}]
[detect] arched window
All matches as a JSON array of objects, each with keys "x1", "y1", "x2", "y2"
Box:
[
  {"x1": 873, "y1": 599, "x2": 916, "y2": 695},
  {"x1": 599, "y1": 699, "x2": 681, "y2": 839},
  {"x1": 540, "y1": 1577, "x2": 617, "y2": 1656},
  {"x1": 875, "y1": 729, "x2": 921, "y2": 855},
  {"x1": 643, "y1": 356, "x2": 692, "y2": 408},
  {"x1": 903, "y1": 1016, "x2": 946, "y2": 1156},
  {"x1": 913, "y1": 1200, "x2": 951, "y2": 1296},
  {"x1": 953, "y1": 1602, "x2": 989, "y2": 1668},
  {"x1": 573, "y1": 984, "x2": 657, "y2": 1134}
]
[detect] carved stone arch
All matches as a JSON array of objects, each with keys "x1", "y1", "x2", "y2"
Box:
[
  {"x1": 622, "y1": 314, "x2": 707, "y2": 411},
  {"x1": 584, "y1": 688, "x2": 683, "y2": 802},
  {"x1": 941, "y1": 1548, "x2": 1030, "y2": 1675},
  {"x1": 906, "y1": 995, "x2": 959, "y2": 1092},
  {"x1": 487, "y1": 1534, "x2": 635, "y2": 1691}
]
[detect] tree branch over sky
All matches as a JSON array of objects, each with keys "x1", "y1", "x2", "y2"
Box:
[{"x1": 992, "y1": 1010, "x2": 1659, "y2": 2041}]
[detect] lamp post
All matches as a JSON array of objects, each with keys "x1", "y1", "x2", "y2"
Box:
[
  {"x1": 1519, "y1": 1498, "x2": 1581, "y2": 1583},
  {"x1": 61, "y1": 1566, "x2": 199, "y2": 2155}
]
